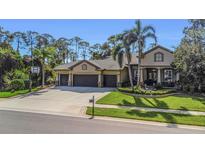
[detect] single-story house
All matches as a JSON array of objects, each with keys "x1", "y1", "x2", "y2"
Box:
[{"x1": 54, "y1": 45, "x2": 179, "y2": 87}]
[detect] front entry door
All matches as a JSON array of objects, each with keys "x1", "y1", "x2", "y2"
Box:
[{"x1": 146, "y1": 69, "x2": 157, "y2": 85}]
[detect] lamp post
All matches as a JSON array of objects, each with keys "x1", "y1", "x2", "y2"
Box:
[{"x1": 29, "y1": 41, "x2": 33, "y2": 92}]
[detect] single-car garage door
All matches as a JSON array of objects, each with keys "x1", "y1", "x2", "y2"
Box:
[
  {"x1": 60, "y1": 74, "x2": 69, "y2": 86},
  {"x1": 103, "y1": 75, "x2": 117, "y2": 87},
  {"x1": 73, "y1": 75, "x2": 98, "y2": 87}
]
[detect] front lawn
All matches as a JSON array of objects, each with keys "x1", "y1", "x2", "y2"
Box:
[
  {"x1": 97, "y1": 92, "x2": 205, "y2": 112},
  {"x1": 87, "y1": 107, "x2": 205, "y2": 126},
  {"x1": 0, "y1": 87, "x2": 42, "y2": 98}
]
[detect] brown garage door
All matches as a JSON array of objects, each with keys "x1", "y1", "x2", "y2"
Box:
[
  {"x1": 60, "y1": 74, "x2": 69, "y2": 86},
  {"x1": 103, "y1": 75, "x2": 117, "y2": 87},
  {"x1": 73, "y1": 75, "x2": 98, "y2": 87}
]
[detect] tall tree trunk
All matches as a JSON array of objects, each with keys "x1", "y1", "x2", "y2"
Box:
[
  {"x1": 42, "y1": 62, "x2": 45, "y2": 87},
  {"x1": 137, "y1": 49, "x2": 142, "y2": 87},
  {"x1": 127, "y1": 62, "x2": 134, "y2": 91},
  {"x1": 66, "y1": 51, "x2": 69, "y2": 63},
  {"x1": 29, "y1": 42, "x2": 33, "y2": 92}
]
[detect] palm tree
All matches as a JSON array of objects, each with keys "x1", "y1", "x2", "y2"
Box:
[
  {"x1": 108, "y1": 35, "x2": 117, "y2": 47},
  {"x1": 101, "y1": 42, "x2": 111, "y2": 58},
  {"x1": 132, "y1": 20, "x2": 157, "y2": 87},
  {"x1": 24, "y1": 31, "x2": 39, "y2": 91},
  {"x1": 112, "y1": 33, "x2": 135, "y2": 91},
  {"x1": 34, "y1": 34, "x2": 56, "y2": 87}
]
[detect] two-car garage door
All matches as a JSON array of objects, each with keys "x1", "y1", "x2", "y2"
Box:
[{"x1": 73, "y1": 75, "x2": 98, "y2": 87}]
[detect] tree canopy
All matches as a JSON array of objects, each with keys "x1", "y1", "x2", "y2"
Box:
[{"x1": 173, "y1": 19, "x2": 205, "y2": 92}]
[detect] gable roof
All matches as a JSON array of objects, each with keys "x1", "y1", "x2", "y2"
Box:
[
  {"x1": 69, "y1": 60, "x2": 102, "y2": 70},
  {"x1": 54, "y1": 45, "x2": 173, "y2": 71},
  {"x1": 91, "y1": 56, "x2": 123, "y2": 70},
  {"x1": 53, "y1": 61, "x2": 78, "y2": 70},
  {"x1": 143, "y1": 45, "x2": 173, "y2": 55},
  {"x1": 54, "y1": 56, "x2": 123, "y2": 71}
]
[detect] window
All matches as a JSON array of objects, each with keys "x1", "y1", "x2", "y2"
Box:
[
  {"x1": 82, "y1": 64, "x2": 87, "y2": 70},
  {"x1": 154, "y1": 52, "x2": 164, "y2": 62}
]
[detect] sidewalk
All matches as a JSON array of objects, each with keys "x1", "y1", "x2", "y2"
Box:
[{"x1": 94, "y1": 104, "x2": 205, "y2": 116}]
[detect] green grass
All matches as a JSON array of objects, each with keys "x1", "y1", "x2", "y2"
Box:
[
  {"x1": 118, "y1": 87, "x2": 176, "y2": 95},
  {"x1": 97, "y1": 92, "x2": 205, "y2": 112},
  {"x1": 0, "y1": 87, "x2": 42, "y2": 98},
  {"x1": 87, "y1": 107, "x2": 205, "y2": 126}
]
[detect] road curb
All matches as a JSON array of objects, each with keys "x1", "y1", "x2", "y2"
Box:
[{"x1": 0, "y1": 106, "x2": 205, "y2": 131}]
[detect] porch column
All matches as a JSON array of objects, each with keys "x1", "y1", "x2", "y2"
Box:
[
  {"x1": 58, "y1": 73, "x2": 60, "y2": 86},
  {"x1": 176, "y1": 72, "x2": 180, "y2": 81},
  {"x1": 117, "y1": 74, "x2": 121, "y2": 87},
  {"x1": 68, "y1": 72, "x2": 72, "y2": 86},
  {"x1": 56, "y1": 73, "x2": 59, "y2": 86},
  {"x1": 140, "y1": 68, "x2": 143, "y2": 83},
  {"x1": 157, "y1": 68, "x2": 161, "y2": 84},
  {"x1": 98, "y1": 73, "x2": 103, "y2": 87}
]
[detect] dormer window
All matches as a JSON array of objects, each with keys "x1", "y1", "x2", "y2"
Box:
[
  {"x1": 82, "y1": 64, "x2": 87, "y2": 70},
  {"x1": 154, "y1": 52, "x2": 164, "y2": 62}
]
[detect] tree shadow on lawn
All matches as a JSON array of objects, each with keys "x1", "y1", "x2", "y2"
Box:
[
  {"x1": 174, "y1": 94, "x2": 205, "y2": 102},
  {"x1": 171, "y1": 94, "x2": 205, "y2": 108},
  {"x1": 122, "y1": 96, "x2": 154, "y2": 107},
  {"x1": 191, "y1": 96, "x2": 205, "y2": 105},
  {"x1": 121, "y1": 96, "x2": 170, "y2": 109},
  {"x1": 126, "y1": 109, "x2": 178, "y2": 128},
  {"x1": 123, "y1": 97, "x2": 180, "y2": 128}
]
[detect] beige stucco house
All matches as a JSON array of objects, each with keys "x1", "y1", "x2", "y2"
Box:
[{"x1": 54, "y1": 45, "x2": 179, "y2": 87}]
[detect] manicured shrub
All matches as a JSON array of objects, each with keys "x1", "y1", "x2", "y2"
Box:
[
  {"x1": 118, "y1": 86, "x2": 176, "y2": 95},
  {"x1": 46, "y1": 76, "x2": 55, "y2": 85},
  {"x1": 154, "y1": 84, "x2": 162, "y2": 90},
  {"x1": 24, "y1": 79, "x2": 30, "y2": 89},
  {"x1": 10, "y1": 79, "x2": 25, "y2": 91}
]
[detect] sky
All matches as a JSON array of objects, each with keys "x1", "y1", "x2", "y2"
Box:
[{"x1": 0, "y1": 19, "x2": 189, "y2": 55}]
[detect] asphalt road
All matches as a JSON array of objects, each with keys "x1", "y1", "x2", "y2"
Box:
[{"x1": 0, "y1": 110, "x2": 204, "y2": 134}]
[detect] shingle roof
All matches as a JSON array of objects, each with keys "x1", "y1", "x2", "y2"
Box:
[
  {"x1": 53, "y1": 61, "x2": 78, "y2": 70},
  {"x1": 53, "y1": 54, "x2": 139, "y2": 70},
  {"x1": 143, "y1": 45, "x2": 173, "y2": 55},
  {"x1": 54, "y1": 45, "x2": 171, "y2": 71},
  {"x1": 91, "y1": 56, "x2": 122, "y2": 70}
]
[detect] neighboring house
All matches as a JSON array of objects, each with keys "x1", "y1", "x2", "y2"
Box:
[{"x1": 54, "y1": 45, "x2": 179, "y2": 87}]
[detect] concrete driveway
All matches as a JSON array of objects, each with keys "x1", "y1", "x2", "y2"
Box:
[{"x1": 0, "y1": 86, "x2": 113, "y2": 116}]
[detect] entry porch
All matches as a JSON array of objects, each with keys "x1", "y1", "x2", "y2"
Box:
[{"x1": 138, "y1": 66, "x2": 179, "y2": 87}]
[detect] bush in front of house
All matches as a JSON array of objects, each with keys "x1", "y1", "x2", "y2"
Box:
[
  {"x1": 46, "y1": 76, "x2": 55, "y2": 85},
  {"x1": 10, "y1": 79, "x2": 25, "y2": 91},
  {"x1": 154, "y1": 84, "x2": 163, "y2": 90},
  {"x1": 2, "y1": 69, "x2": 29, "y2": 91},
  {"x1": 118, "y1": 86, "x2": 176, "y2": 95}
]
